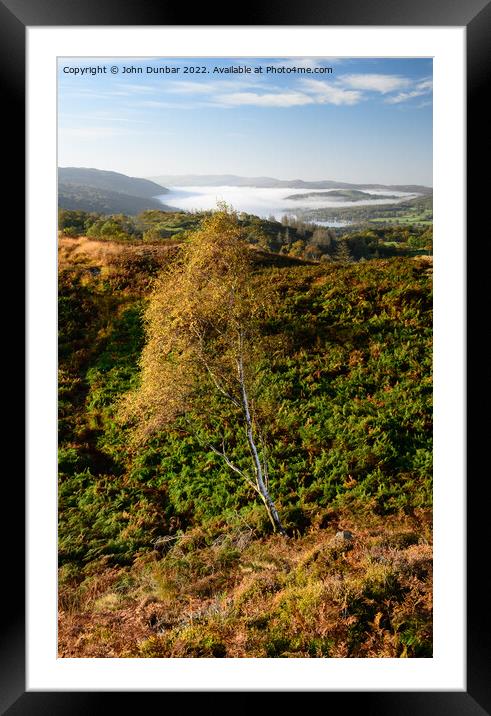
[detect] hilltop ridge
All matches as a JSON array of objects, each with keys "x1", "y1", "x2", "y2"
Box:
[
  {"x1": 148, "y1": 173, "x2": 432, "y2": 194},
  {"x1": 59, "y1": 167, "x2": 169, "y2": 197},
  {"x1": 58, "y1": 167, "x2": 174, "y2": 216}
]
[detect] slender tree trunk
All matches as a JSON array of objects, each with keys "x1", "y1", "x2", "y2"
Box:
[{"x1": 237, "y1": 338, "x2": 287, "y2": 536}]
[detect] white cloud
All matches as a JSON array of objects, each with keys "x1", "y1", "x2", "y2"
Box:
[
  {"x1": 301, "y1": 79, "x2": 363, "y2": 105},
  {"x1": 217, "y1": 91, "x2": 315, "y2": 107},
  {"x1": 340, "y1": 73, "x2": 411, "y2": 94},
  {"x1": 210, "y1": 78, "x2": 363, "y2": 108},
  {"x1": 168, "y1": 79, "x2": 264, "y2": 94},
  {"x1": 169, "y1": 81, "x2": 226, "y2": 94},
  {"x1": 59, "y1": 126, "x2": 135, "y2": 138},
  {"x1": 268, "y1": 57, "x2": 328, "y2": 69},
  {"x1": 136, "y1": 99, "x2": 207, "y2": 110},
  {"x1": 117, "y1": 83, "x2": 159, "y2": 94},
  {"x1": 60, "y1": 89, "x2": 115, "y2": 101},
  {"x1": 62, "y1": 113, "x2": 149, "y2": 124},
  {"x1": 385, "y1": 77, "x2": 433, "y2": 104},
  {"x1": 60, "y1": 65, "x2": 432, "y2": 115}
]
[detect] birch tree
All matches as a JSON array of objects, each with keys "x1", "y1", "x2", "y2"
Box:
[{"x1": 121, "y1": 207, "x2": 286, "y2": 535}]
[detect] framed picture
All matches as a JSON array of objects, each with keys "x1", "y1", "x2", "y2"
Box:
[{"x1": 5, "y1": 0, "x2": 486, "y2": 710}]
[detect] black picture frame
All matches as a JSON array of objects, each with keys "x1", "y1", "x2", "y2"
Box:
[{"x1": 4, "y1": 0, "x2": 488, "y2": 711}]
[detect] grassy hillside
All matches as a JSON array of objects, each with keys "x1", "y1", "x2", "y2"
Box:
[
  {"x1": 58, "y1": 226, "x2": 432, "y2": 658},
  {"x1": 296, "y1": 194, "x2": 433, "y2": 227},
  {"x1": 58, "y1": 167, "x2": 174, "y2": 216},
  {"x1": 59, "y1": 208, "x2": 432, "y2": 258},
  {"x1": 59, "y1": 167, "x2": 168, "y2": 197},
  {"x1": 285, "y1": 190, "x2": 399, "y2": 201},
  {"x1": 59, "y1": 513, "x2": 432, "y2": 658},
  {"x1": 58, "y1": 184, "x2": 176, "y2": 215}
]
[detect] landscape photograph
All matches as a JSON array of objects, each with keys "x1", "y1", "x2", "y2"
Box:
[{"x1": 58, "y1": 56, "x2": 433, "y2": 658}]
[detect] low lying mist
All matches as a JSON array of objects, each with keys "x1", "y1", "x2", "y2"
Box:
[{"x1": 157, "y1": 185, "x2": 417, "y2": 224}]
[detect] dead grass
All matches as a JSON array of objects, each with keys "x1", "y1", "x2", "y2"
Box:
[
  {"x1": 58, "y1": 237, "x2": 179, "y2": 268},
  {"x1": 58, "y1": 511, "x2": 432, "y2": 658},
  {"x1": 58, "y1": 236, "x2": 181, "y2": 296}
]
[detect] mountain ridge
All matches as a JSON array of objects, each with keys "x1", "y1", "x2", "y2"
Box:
[
  {"x1": 59, "y1": 167, "x2": 169, "y2": 197},
  {"x1": 58, "y1": 184, "x2": 176, "y2": 215},
  {"x1": 148, "y1": 173, "x2": 432, "y2": 194},
  {"x1": 58, "y1": 167, "x2": 173, "y2": 215}
]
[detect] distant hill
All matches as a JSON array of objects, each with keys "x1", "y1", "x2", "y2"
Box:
[
  {"x1": 59, "y1": 167, "x2": 169, "y2": 197},
  {"x1": 58, "y1": 184, "x2": 176, "y2": 215},
  {"x1": 285, "y1": 189, "x2": 399, "y2": 202},
  {"x1": 149, "y1": 174, "x2": 285, "y2": 188},
  {"x1": 149, "y1": 173, "x2": 432, "y2": 195},
  {"x1": 58, "y1": 167, "x2": 173, "y2": 215}
]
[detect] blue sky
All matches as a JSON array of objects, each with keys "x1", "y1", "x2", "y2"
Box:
[{"x1": 58, "y1": 57, "x2": 432, "y2": 185}]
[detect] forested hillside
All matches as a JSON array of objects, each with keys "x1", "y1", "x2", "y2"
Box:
[
  {"x1": 59, "y1": 207, "x2": 432, "y2": 259},
  {"x1": 58, "y1": 184, "x2": 175, "y2": 215},
  {"x1": 58, "y1": 209, "x2": 432, "y2": 658},
  {"x1": 59, "y1": 167, "x2": 168, "y2": 197},
  {"x1": 58, "y1": 167, "x2": 173, "y2": 215}
]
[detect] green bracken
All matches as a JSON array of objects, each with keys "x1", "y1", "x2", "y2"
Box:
[{"x1": 58, "y1": 212, "x2": 432, "y2": 657}]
